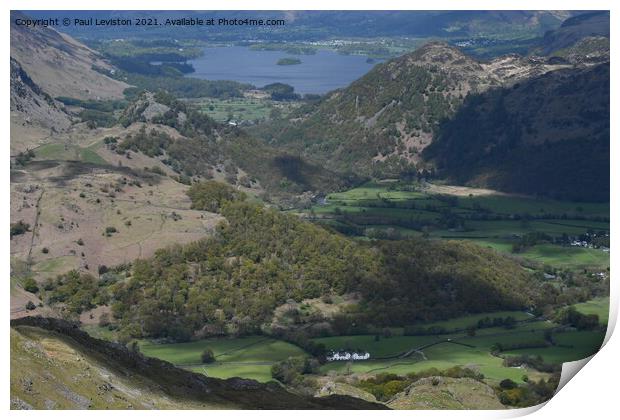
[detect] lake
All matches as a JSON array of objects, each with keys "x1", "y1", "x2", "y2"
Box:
[{"x1": 187, "y1": 46, "x2": 379, "y2": 95}]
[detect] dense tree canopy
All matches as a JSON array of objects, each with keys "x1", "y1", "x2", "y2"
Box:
[
  {"x1": 102, "y1": 202, "x2": 542, "y2": 340},
  {"x1": 187, "y1": 180, "x2": 246, "y2": 213}
]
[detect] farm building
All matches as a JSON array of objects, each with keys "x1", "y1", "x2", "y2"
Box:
[{"x1": 326, "y1": 351, "x2": 370, "y2": 362}]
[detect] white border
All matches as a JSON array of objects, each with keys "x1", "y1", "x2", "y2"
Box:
[{"x1": 3, "y1": 2, "x2": 617, "y2": 420}]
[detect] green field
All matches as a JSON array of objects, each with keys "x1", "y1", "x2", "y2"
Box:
[
  {"x1": 33, "y1": 143, "x2": 106, "y2": 165},
  {"x1": 519, "y1": 245, "x2": 610, "y2": 270},
  {"x1": 307, "y1": 182, "x2": 609, "y2": 270},
  {"x1": 319, "y1": 342, "x2": 537, "y2": 383},
  {"x1": 315, "y1": 326, "x2": 604, "y2": 382},
  {"x1": 109, "y1": 308, "x2": 606, "y2": 385},
  {"x1": 502, "y1": 331, "x2": 605, "y2": 364},
  {"x1": 573, "y1": 297, "x2": 610, "y2": 324},
  {"x1": 139, "y1": 336, "x2": 307, "y2": 383}
]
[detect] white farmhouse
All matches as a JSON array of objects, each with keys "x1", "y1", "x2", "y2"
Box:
[{"x1": 326, "y1": 351, "x2": 370, "y2": 362}]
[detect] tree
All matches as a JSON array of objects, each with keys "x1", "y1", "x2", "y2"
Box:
[
  {"x1": 500, "y1": 378, "x2": 518, "y2": 389},
  {"x1": 201, "y1": 348, "x2": 216, "y2": 364},
  {"x1": 187, "y1": 180, "x2": 246, "y2": 213}
]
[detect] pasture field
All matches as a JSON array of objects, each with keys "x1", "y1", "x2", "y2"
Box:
[
  {"x1": 104, "y1": 310, "x2": 604, "y2": 385},
  {"x1": 139, "y1": 336, "x2": 307, "y2": 382},
  {"x1": 317, "y1": 340, "x2": 531, "y2": 382},
  {"x1": 306, "y1": 182, "x2": 609, "y2": 270},
  {"x1": 572, "y1": 297, "x2": 610, "y2": 324},
  {"x1": 316, "y1": 327, "x2": 604, "y2": 382},
  {"x1": 501, "y1": 331, "x2": 606, "y2": 364}
]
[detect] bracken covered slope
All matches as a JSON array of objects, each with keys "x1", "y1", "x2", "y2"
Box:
[{"x1": 259, "y1": 42, "x2": 570, "y2": 179}]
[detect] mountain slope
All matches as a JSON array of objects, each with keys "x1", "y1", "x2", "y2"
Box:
[
  {"x1": 534, "y1": 11, "x2": 610, "y2": 55},
  {"x1": 259, "y1": 42, "x2": 569, "y2": 178},
  {"x1": 117, "y1": 92, "x2": 359, "y2": 198},
  {"x1": 10, "y1": 58, "x2": 72, "y2": 152},
  {"x1": 11, "y1": 317, "x2": 386, "y2": 410},
  {"x1": 423, "y1": 63, "x2": 610, "y2": 201},
  {"x1": 10, "y1": 11, "x2": 128, "y2": 100}
]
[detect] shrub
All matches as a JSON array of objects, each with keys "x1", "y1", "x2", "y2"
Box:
[
  {"x1": 10, "y1": 221, "x2": 30, "y2": 237},
  {"x1": 25, "y1": 301, "x2": 36, "y2": 311},
  {"x1": 201, "y1": 348, "x2": 216, "y2": 364},
  {"x1": 23, "y1": 278, "x2": 39, "y2": 294},
  {"x1": 500, "y1": 378, "x2": 518, "y2": 389},
  {"x1": 555, "y1": 306, "x2": 600, "y2": 330},
  {"x1": 271, "y1": 356, "x2": 318, "y2": 384}
]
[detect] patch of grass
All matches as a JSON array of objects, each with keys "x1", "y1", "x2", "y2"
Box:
[
  {"x1": 33, "y1": 144, "x2": 73, "y2": 160},
  {"x1": 502, "y1": 330, "x2": 605, "y2": 364},
  {"x1": 32, "y1": 256, "x2": 80, "y2": 275},
  {"x1": 519, "y1": 245, "x2": 610, "y2": 270},
  {"x1": 80, "y1": 148, "x2": 107, "y2": 165},
  {"x1": 33, "y1": 143, "x2": 106, "y2": 165},
  {"x1": 572, "y1": 297, "x2": 610, "y2": 325},
  {"x1": 187, "y1": 364, "x2": 275, "y2": 383},
  {"x1": 139, "y1": 336, "x2": 307, "y2": 382}
]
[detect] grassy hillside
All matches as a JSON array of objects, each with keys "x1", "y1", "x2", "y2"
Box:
[{"x1": 11, "y1": 326, "x2": 219, "y2": 409}]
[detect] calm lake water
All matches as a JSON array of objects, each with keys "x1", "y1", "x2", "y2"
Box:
[{"x1": 187, "y1": 46, "x2": 379, "y2": 94}]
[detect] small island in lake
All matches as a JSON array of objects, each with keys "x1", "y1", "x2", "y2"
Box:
[{"x1": 276, "y1": 57, "x2": 302, "y2": 65}]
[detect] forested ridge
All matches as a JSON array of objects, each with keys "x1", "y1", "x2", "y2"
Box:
[{"x1": 39, "y1": 196, "x2": 552, "y2": 341}]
